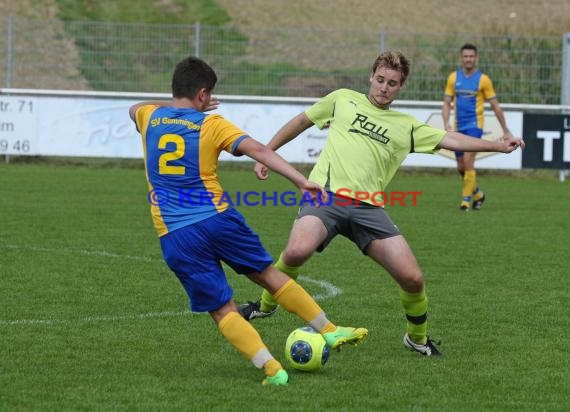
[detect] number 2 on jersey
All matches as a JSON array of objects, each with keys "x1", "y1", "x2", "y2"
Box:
[{"x1": 158, "y1": 134, "x2": 185, "y2": 175}]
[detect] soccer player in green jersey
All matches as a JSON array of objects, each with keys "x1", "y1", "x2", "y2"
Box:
[{"x1": 238, "y1": 50, "x2": 524, "y2": 356}]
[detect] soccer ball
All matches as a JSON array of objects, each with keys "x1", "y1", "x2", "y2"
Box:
[{"x1": 284, "y1": 326, "x2": 330, "y2": 371}]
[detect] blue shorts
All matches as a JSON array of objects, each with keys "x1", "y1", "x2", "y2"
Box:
[
  {"x1": 159, "y1": 207, "x2": 273, "y2": 313},
  {"x1": 455, "y1": 127, "x2": 483, "y2": 158}
]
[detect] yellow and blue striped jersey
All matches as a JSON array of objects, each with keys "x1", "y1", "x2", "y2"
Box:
[
  {"x1": 445, "y1": 69, "x2": 496, "y2": 130},
  {"x1": 134, "y1": 105, "x2": 248, "y2": 237}
]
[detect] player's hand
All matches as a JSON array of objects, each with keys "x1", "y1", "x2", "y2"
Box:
[
  {"x1": 503, "y1": 130, "x2": 514, "y2": 141},
  {"x1": 502, "y1": 137, "x2": 525, "y2": 152},
  {"x1": 253, "y1": 161, "x2": 269, "y2": 180},
  {"x1": 204, "y1": 96, "x2": 220, "y2": 112},
  {"x1": 299, "y1": 180, "x2": 328, "y2": 207}
]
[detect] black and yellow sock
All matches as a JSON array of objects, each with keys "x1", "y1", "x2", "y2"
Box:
[
  {"x1": 218, "y1": 312, "x2": 281, "y2": 372},
  {"x1": 400, "y1": 288, "x2": 428, "y2": 344},
  {"x1": 473, "y1": 185, "x2": 484, "y2": 201},
  {"x1": 260, "y1": 253, "x2": 301, "y2": 312}
]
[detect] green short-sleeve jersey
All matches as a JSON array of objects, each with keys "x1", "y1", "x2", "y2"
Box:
[{"x1": 306, "y1": 89, "x2": 445, "y2": 197}]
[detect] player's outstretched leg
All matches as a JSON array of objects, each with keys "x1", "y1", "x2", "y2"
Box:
[
  {"x1": 271, "y1": 277, "x2": 368, "y2": 350},
  {"x1": 238, "y1": 253, "x2": 301, "y2": 320},
  {"x1": 246, "y1": 267, "x2": 368, "y2": 356}
]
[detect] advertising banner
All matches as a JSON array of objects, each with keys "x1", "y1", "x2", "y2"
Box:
[
  {"x1": 521, "y1": 114, "x2": 570, "y2": 169},
  {"x1": 0, "y1": 92, "x2": 530, "y2": 170}
]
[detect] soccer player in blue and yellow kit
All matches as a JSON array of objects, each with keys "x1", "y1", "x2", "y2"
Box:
[
  {"x1": 443, "y1": 43, "x2": 513, "y2": 211},
  {"x1": 129, "y1": 56, "x2": 368, "y2": 386},
  {"x1": 238, "y1": 50, "x2": 524, "y2": 356}
]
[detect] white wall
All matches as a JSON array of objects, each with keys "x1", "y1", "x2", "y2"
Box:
[{"x1": 1, "y1": 89, "x2": 559, "y2": 169}]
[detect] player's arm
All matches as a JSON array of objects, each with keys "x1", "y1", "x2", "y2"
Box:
[
  {"x1": 237, "y1": 137, "x2": 327, "y2": 204},
  {"x1": 481, "y1": 74, "x2": 513, "y2": 140},
  {"x1": 128, "y1": 96, "x2": 219, "y2": 122},
  {"x1": 254, "y1": 112, "x2": 314, "y2": 180},
  {"x1": 205, "y1": 96, "x2": 220, "y2": 112},
  {"x1": 266, "y1": 112, "x2": 314, "y2": 150},
  {"x1": 128, "y1": 101, "x2": 169, "y2": 122},
  {"x1": 442, "y1": 95, "x2": 453, "y2": 132},
  {"x1": 438, "y1": 131, "x2": 524, "y2": 153},
  {"x1": 442, "y1": 74, "x2": 455, "y2": 132},
  {"x1": 488, "y1": 98, "x2": 513, "y2": 140}
]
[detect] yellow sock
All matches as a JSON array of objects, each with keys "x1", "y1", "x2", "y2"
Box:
[
  {"x1": 273, "y1": 279, "x2": 335, "y2": 333},
  {"x1": 470, "y1": 171, "x2": 478, "y2": 196},
  {"x1": 462, "y1": 170, "x2": 476, "y2": 202},
  {"x1": 399, "y1": 288, "x2": 428, "y2": 344},
  {"x1": 260, "y1": 253, "x2": 301, "y2": 312},
  {"x1": 218, "y1": 312, "x2": 280, "y2": 371}
]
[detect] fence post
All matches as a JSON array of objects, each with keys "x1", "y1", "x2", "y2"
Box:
[
  {"x1": 6, "y1": 15, "x2": 13, "y2": 88},
  {"x1": 4, "y1": 16, "x2": 13, "y2": 163},
  {"x1": 560, "y1": 32, "x2": 570, "y2": 181},
  {"x1": 379, "y1": 27, "x2": 385, "y2": 53},
  {"x1": 562, "y1": 32, "x2": 570, "y2": 106},
  {"x1": 194, "y1": 21, "x2": 201, "y2": 57}
]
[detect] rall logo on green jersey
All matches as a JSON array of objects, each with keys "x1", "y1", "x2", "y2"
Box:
[{"x1": 349, "y1": 113, "x2": 390, "y2": 144}]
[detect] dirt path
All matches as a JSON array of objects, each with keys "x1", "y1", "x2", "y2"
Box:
[
  {"x1": 1, "y1": 0, "x2": 89, "y2": 90},
  {"x1": 215, "y1": 0, "x2": 570, "y2": 35}
]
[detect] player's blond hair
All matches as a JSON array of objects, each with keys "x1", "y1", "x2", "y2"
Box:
[{"x1": 372, "y1": 50, "x2": 410, "y2": 85}]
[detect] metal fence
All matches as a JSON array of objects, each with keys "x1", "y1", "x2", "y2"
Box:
[{"x1": 1, "y1": 17, "x2": 567, "y2": 104}]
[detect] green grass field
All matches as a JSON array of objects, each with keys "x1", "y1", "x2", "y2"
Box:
[{"x1": 1, "y1": 161, "x2": 569, "y2": 411}]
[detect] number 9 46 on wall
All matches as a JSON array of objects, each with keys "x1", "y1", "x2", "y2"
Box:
[
  {"x1": 0, "y1": 97, "x2": 37, "y2": 155},
  {"x1": 0, "y1": 138, "x2": 32, "y2": 154}
]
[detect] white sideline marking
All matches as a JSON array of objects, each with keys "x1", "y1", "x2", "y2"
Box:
[
  {"x1": 1, "y1": 244, "x2": 343, "y2": 327},
  {"x1": 0, "y1": 311, "x2": 194, "y2": 326},
  {"x1": 5, "y1": 244, "x2": 161, "y2": 263},
  {"x1": 299, "y1": 275, "x2": 342, "y2": 301}
]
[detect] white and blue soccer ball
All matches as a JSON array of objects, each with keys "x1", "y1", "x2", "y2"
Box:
[{"x1": 284, "y1": 326, "x2": 330, "y2": 371}]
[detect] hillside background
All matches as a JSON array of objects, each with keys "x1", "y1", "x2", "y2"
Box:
[
  {"x1": 1, "y1": 0, "x2": 568, "y2": 99},
  {"x1": 3, "y1": 0, "x2": 569, "y2": 34}
]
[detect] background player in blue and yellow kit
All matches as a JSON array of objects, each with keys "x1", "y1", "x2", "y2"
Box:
[
  {"x1": 238, "y1": 50, "x2": 524, "y2": 357},
  {"x1": 128, "y1": 56, "x2": 368, "y2": 386},
  {"x1": 442, "y1": 43, "x2": 513, "y2": 211}
]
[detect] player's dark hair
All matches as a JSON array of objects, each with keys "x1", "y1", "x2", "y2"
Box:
[
  {"x1": 171, "y1": 56, "x2": 217, "y2": 99},
  {"x1": 372, "y1": 50, "x2": 410, "y2": 85},
  {"x1": 460, "y1": 43, "x2": 478, "y2": 54}
]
